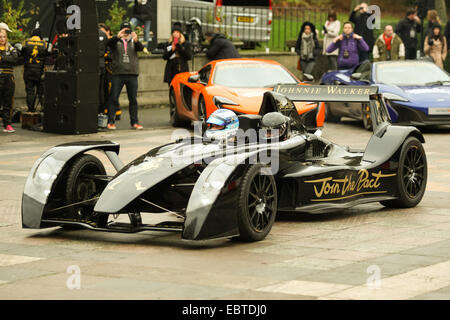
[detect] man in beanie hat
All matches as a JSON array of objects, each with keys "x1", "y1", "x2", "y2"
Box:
[
  {"x1": 204, "y1": 31, "x2": 240, "y2": 62},
  {"x1": 106, "y1": 21, "x2": 144, "y2": 130},
  {"x1": 20, "y1": 28, "x2": 47, "y2": 112}
]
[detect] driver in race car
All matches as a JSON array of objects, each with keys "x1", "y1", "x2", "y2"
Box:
[
  {"x1": 205, "y1": 109, "x2": 239, "y2": 143},
  {"x1": 260, "y1": 112, "x2": 291, "y2": 143}
]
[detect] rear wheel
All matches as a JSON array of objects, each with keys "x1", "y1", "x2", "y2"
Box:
[
  {"x1": 65, "y1": 154, "x2": 107, "y2": 224},
  {"x1": 236, "y1": 165, "x2": 277, "y2": 242},
  {"x1": 380, "y1": 137, "x2": 427, "y2": 208},
  {"x1": 325, "y1": 103, "x2": 341, "y2": 123},
  {"x1": 198, "y1": 95, "x2": 207, "y2": 125},
  {"x1": 169, "y1": 88, "x2": 189, "y2": 127},
  {"x1": 362, "y1": 104, "x2": 373, "y2": 131}
]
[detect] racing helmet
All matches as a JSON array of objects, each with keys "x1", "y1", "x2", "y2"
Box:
[
  {"x1": 260, "y1": 112, "x2": 290, "y2": 142},
  {"x1": 205, "y1": 109, "x2": 239, "y2": 141}
]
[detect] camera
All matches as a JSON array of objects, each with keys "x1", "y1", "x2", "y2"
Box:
[{"x1": 125, "y1": 29, "x2": 131, "y2": 35}]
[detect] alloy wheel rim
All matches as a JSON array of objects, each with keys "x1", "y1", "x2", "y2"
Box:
[
  {"x1": 403, "y1": 146, "x2": 425, "y2": 198},
  {"x1": 247, "y1": 174, "x2": 275, "y2": 232}
]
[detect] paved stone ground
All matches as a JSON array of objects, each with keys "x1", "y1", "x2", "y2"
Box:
[{"x1": 1, "y1": 108, "x2": 450, "y2": 300}]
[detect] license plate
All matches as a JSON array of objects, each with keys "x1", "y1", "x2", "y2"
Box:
[
  {"x1": 237, "y1": 16, "x2": 254, "y2": 23},
  {"x1": 429, "y1": 108, "x2": 450, "y2": 115}
]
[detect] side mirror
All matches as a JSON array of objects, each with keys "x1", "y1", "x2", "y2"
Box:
[
  {"x1": 303, "y1": 73, "x2": 315, "y2": 82},
  {"x1": 351, "y1": 73, "x2": 362, "y2": 80},
  {"x1": 188, "y1": 74, "x2": 200, "y2": 83}
]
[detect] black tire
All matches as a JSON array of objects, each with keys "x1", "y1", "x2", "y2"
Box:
[
  {"x1": 380, "y1": 137, "x2": 427, "y2": 208},
  {"x1": 236, "y1": 165, "x2": 277, "y2": 242},
  {"x1": 65, "y1": 154, "x2": 107, "y2": 221},
  {"x1": 362, "y1": 104, "x2": 373, "y2": 131},
  {"x1": 198, "y1": 95, "x2": 207, "y2": 125},
  {"x1": 325, "y1": 103, "x2": 341, "y2": 123},
  {"x1": 169, "y1": 87, "x2": 189, "y2": 127}
]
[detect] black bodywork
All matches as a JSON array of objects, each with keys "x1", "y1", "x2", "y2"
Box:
[{"x1": 22, "y1": 85, "x2": 426, "y2": 241}]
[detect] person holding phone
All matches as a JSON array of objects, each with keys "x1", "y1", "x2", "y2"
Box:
[
  {"x1": 106, "y1": 21, "x2": 144, "y2": 130},
  {"x1": 163, "y1": 23, "x2": 193, "y2": 86}
]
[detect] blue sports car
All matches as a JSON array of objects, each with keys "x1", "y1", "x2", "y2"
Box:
[{"x1": 320, "y1": 60, "x2": 450, "y2": 129}]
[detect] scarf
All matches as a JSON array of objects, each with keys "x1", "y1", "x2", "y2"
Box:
[
  {"x1": 383, "y1": 34, "x2": 393, "y2": 51},
  {"x1": 301, "y1": 33, "x2": 314, "y2": 61}
]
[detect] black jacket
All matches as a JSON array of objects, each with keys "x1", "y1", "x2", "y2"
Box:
[
  {"x1": 133, "y1": 0, "x2": 152, "y2": 21},
  {"x1": 445, "y1": 21, "x2": 450, "y2": 48},
  {"x1": 295, "y1": 22, "x2": 320, "y2": 61},
  {"x1": 206, "y1": 33, "x2": 240, "y2": 61},
  {"x1": 395, "y1": 17, "x2": 422, "y2": 49},
  {"x1": 163, "y1": 41, "x2": 193, "y2": 84},
  {"x1": 99, "y1": 30, "x2": 108, "y2": 69},
  {"x1": 107, "y1": 36, "x2": 144, "y2": 75},
  {"x1": 21, "y1": 36, "x2": 47, "y2": 73},
  {"x1": 0, "y1": 43, "x2": 19, "y2": 74},
  {"x1": 350, "y1": 11, "x2": 375, "y2": 49}
]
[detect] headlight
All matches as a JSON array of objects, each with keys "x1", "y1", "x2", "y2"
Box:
[
  {"x1": 383, "y1": 92, "x2": 409, "y2": 102},
  {"x1": 213, "y1": 96, "x2": 239, "y2": 108}
]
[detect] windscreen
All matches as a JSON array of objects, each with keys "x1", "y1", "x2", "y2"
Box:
[
  {"x1": 375, "y1": 62, "x2": 450, "y2": 86},
  {"x1": 214, "y1": 63, "x2": 298, "y2": 88},
  {"x1": 223, "y1": 0, "x2": 271, "y2": 6}
]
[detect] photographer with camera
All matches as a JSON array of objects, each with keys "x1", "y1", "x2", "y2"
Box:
[
  {"x1": 326, "y1": 22, "x2": 369, "y2": 70},
  {"x1": 424, "y1": 24, "x2": 447, "y2": 69},
  {"x1": 106, "y1": 21, "x2": 144, "y2": 130}
]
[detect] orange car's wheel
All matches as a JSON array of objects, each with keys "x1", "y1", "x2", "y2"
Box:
[
  {"x1": 198, "y1": 95, "x2": 207, "y2": 125},
  {"x1": 170, "y1": 87, "x2": 189, "y2": 127}
]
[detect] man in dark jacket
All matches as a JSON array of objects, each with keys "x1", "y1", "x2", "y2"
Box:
[
  {"x1": 350, "y1": 2, "x2": 375, "y2": 62},
  {"x1": 395, "y1": 8, "x2": 422, "y2": 60},
  {"x1": 106, "y1": 21, "x2": 144, "y2": 130},
  {"x1": 204, "y1": 32, "x2": 240, "y2": 62},
  {"x1": 130, "y1": 0, "x2": 152, "y2": 49},
  {"x1": 20, "y1": 28, "x2": 47, "y2": 112}
]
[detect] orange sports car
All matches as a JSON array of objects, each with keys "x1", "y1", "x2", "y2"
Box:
[{"x1": 169, "y1": 59, "x2": 325, "y2": 130}]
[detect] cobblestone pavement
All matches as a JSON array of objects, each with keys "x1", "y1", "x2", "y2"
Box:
[{"x1": 1, "y1": 108, "x2": 450, "y2": 300}]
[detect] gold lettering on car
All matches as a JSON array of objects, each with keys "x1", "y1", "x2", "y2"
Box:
[{"x1": 305, "y1": 169, "x2": 396, "y2": 201}]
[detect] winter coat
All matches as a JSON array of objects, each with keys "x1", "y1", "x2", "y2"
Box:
[
  {"x1": 424, "y1": 35, "x2": 448, "y2": 69},
  {"x1": 350, "y1": 11, "x2": 375, "y2": 50},
  {"x1": 0, "y1": 43, "x2": 19, "y2": 75},
  {"x1": 395, "y1": 17, "x2": 422, "y2": 50},
  {"x1": 21, "y1": 36, "x2": 47, "y2": 73},
  {"x1": 206, "y1": 33, "x2": 240, "y2": 61},
  {"x1": 163, "y1": 40, "x2": 193, "y2": 84},
  {"x1": 107, "y1": 36, "x2": 144, "y2": 76},
  {"x1": 326, "y1": 33, "x2": 369, "y2": 69},
  {"x1": 322, "y1": 20, "x2": 341, "y2": 56},
  {"x1": 295, "y1": 22, "x2": 320, "y2": 61},
  {"x1": 133, "y1": 0, "x2": 152, "y2": 21},
  {"x1": 373, "y1": 33, "x2": 405, "y2": 62}
]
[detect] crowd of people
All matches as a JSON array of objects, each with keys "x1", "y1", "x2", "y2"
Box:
[
  {"x1": 295, "y1": 4, "x2": 450, "y2": 76},
  {"x1": 1, "y1": 2, "x2": 450, "y2": 134}
]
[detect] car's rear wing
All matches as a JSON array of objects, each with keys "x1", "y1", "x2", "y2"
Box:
[
  {"x1": 273, "y1": 85, "x2": 379, "y2": 103},
  {"x1": 259, "y1": 84, "x2": 390, "y2": 134}
]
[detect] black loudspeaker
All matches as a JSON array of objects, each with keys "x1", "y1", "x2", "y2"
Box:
[
  {"x1": 43, "y1": 71, "x2": 98, "y2": 135},
  {"x1": 54, "y1": 35, "x2": 100, "y2": 74}
]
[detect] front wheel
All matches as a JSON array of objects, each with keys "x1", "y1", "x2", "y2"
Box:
[
  {"x1": 236, "y1": 165, "x2": 277, "y2": 242},
  {"x1": 169, "y1": 88, "x2": 189, "y2": 127},
  {"x1": 380, "y1": 137, "x2": 427, "y2": 208},
  {"x1": 65, "y1": 154, "x2": 107, "y2": 223},
  {"x1": 325, "y1": 103, "x2": 341, "y2": 123}
]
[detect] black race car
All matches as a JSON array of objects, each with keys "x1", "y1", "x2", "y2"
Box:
[{"x1": 22, "y1": 85, "x2": 427, "y2": 242}]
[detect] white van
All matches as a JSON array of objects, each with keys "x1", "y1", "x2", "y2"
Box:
[{"x1": 172, "y1": 0, "x2": 273, "y2": 51}]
